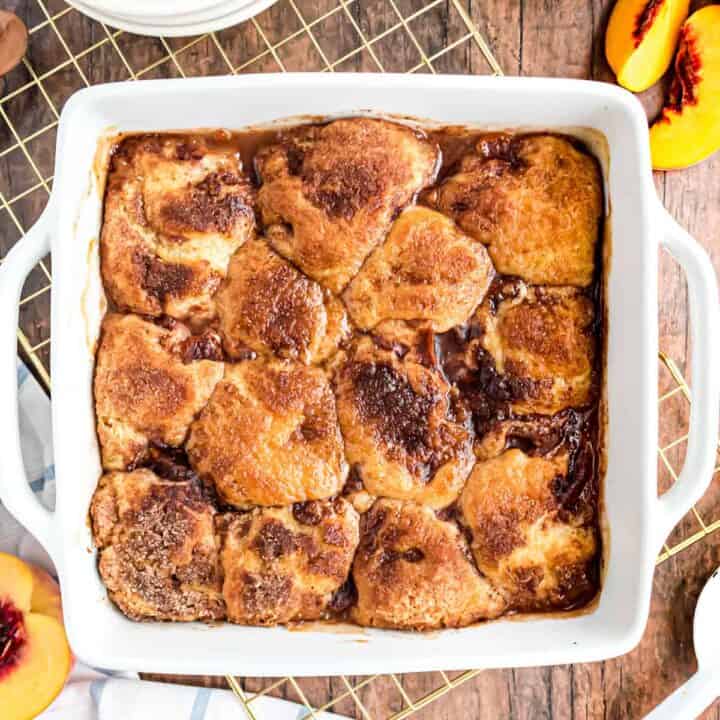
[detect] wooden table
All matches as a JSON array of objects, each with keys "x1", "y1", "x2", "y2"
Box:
[{"x1": 1, "y1": 0, "x2": 719, "y2": 717}]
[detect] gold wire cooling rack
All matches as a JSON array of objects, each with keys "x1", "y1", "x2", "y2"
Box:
[{"x1": 1, "y1": 1, "x2": 718, "y2": 718}]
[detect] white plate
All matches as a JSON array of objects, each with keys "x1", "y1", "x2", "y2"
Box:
[
  {"x1": 80, "y1": 0, "x2": 260, "y2": 25},
  {"x1": 68, "y1": 0, "x2": 278, "y2": 36},
  {"x1": 74, "y1": 0, "x2": 232, "y2": 19}
]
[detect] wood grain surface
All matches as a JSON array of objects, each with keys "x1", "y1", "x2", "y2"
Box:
[{"x1": 1, "y1": 1, "x2": 719, "y2": 718}]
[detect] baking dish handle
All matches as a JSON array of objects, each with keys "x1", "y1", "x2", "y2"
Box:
[
  {"x1": 656, "y1": 201, "x2": 720, "y2": 546},
  {"x1": 0, "y1": 202, "x2": 57, "y2": 561}
]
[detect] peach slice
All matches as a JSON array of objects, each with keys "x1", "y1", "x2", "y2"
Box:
[
  {"x1": 28, "y1": 565, "x2": 64, "y2": 625},
  {"x1": 606, "y1": 0, "x2": 689, "y2": 92},
  {"x1": 0, "y1": 553, "x2": 72, "y2": 720},
  {"x1": 650, "y1": 6, "x2": 720, "y2": 169},
  {"x1": 0, "y1": 554, "x2": 33, "y2": 613}
]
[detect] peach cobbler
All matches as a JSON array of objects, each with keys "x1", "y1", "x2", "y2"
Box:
[{"x1": 91, "y1": 117, "x2": 604, "y2": 629}]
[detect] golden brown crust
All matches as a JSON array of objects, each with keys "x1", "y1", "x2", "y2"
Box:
[
  {"x1": 343, "y1": 206, "x2": 495, "y2": 333},
  {"x1": 216, "y1": 237, "x2": 349, "y2": 363},
  {"x1": 333, "y1": 337, "x2": 474, "y2": 509},
  {"x1": 187, "y1": 359, "x2": 348, "y2": 508},
  {"x1": 423, "y1": 134, "x2": 602, "y2": 287},
  {"x1": 93, "y1": 125, "x2": 604, "y2": 631},
  {"x1": 458, "y1": 448, "x2": 597, "y2": 611},
  {"x1": 89, "y1": 469, "x2": 224, "y2": 621},
  {"x1": 94, "y1": 313, "x2": 224, "y2": 470},
  {"x1": 477, "y1": 283, "x2": 596, "y2": 415},
  {"x1": 256, "y1": 118, "x2": 439, "y2": 294},
  {"x1": 218, "y1": 498, "x2": 359, "y2": 625},
  {"x1": 352, "y1": 499, "x2": 505, "y2": 629},
  {"x1": 101, "y1": 135, "x2": 254, "y2": 322}
]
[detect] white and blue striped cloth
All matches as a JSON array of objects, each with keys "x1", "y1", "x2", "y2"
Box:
[
  {"x1": 0, "y1": 362, "x2": 56, "y2": 570},
  {"x1": 2, "y1": 362, "x2": 345, "y2": 720}
]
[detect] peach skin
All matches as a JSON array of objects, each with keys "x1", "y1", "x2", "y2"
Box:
[
  {"x1": 650, "y1": 5, "x2": 720, "y2": 170},
  {"x1": 606, "y1": 0, "x2": 689, "y2": 92},
  {"x1": 0, "y1": 553, "x2": 72, "y2": 720}
]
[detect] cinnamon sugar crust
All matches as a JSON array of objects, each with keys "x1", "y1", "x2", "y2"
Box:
[
  {"x1": 101, "y1": 134, "x2": 254, "y2": 322},
  {"x1": 90, "y1": 469, "x2": 224, "y2": 621},
  {"x1": 218, "y1": 498, "x2": 359, "y2": 624},
  {"x1": 93, "y1": 123, "x2": 605, "y2": 630}
]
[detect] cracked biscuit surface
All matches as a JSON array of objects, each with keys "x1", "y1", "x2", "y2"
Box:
[
  {"x1": 187, "y1": 359, "x2": 347, "y2": 508},
  {"x1": 423, "y1": 134, "x2": 602, "y2": 287},
  {"x1": 333, "y1": 337, "x2": 474, "y2": 509},
  {"x1": 475, "y1": 282, "x2": 597, "y2": 416},
  {"x1": 216, "y1": 237, "x2": 349, "y2": 363},
  {"x1": 101, "y1": 134, "x2": 254, "y2": 321},
  {"x1": 256, "y1": 118, "x2": 439, "y2": 294},
  {"x1": 352, "y1": 499, "x2": 505, "y2": 629},
  {"x1": 218, "y1": 499, "x2": 359, "y2": 625},
  {"x1": 343, "y1": 205, "x2": 495, "y2": 333},
  {"x1": 459, "y1": 448, "x2": 598, "y2": 612},
  {"x1": 90, "y1": 469, "x2": 224, "y2": 621},
  {"x1": 93, "y1": 124, "x2": 604, "y2": 630},
  {"x1": 94, "y1": 313, "x2": 224, "y2": 471}
]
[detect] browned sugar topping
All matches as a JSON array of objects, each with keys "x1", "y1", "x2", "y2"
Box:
[
  {"x1": 252, "y1": 519, "x2": 299, "y2": 560},
  {"x1": 292, "y1": 499, "x2": 340, "y2": 526},
  {"x1": 122, "y1": 483, "x2": 204, "y2": 563},
  {"x1": 133, "y1": 251, "x2": 195, "y2": 302},
  {"x1": 240, "y1": 571, "x2": 293, "y2": 617},
  {"x1": 159, "y1": 172, "x2": 253, "y2": 235},
  {"x1": 109, "y1": 363, "x2": 187, "y2": 418},
  {"x1": 242, "y1": 262, "x2": 317, "y2": 356},
  {"x1": 350, "y1": 361, "x2": 436, "y2": 457},
  {"x1": 95, "y1": 123, "x2": 604, "y2": 627},
  {"x1": 305, "y1": 161, "x2": 387, "y2": 220},
  {"x1": 102, "y1": 481, "x2": 222, "y2": 620}
]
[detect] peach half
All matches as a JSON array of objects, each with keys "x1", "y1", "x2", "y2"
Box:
[
  {"x1": 650, "y1": 5, "x2": 720, "y2": 170},
  {"x1": 0, "y1": 553, "x2": 72, "y2": 720},
  {"x1": 606, "y1": 0, "x2": 689, "y2": 92}
]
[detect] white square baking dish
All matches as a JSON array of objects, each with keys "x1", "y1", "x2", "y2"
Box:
[{"x1": 1, "y1": 74, "x2": 718, "y2": 676}]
